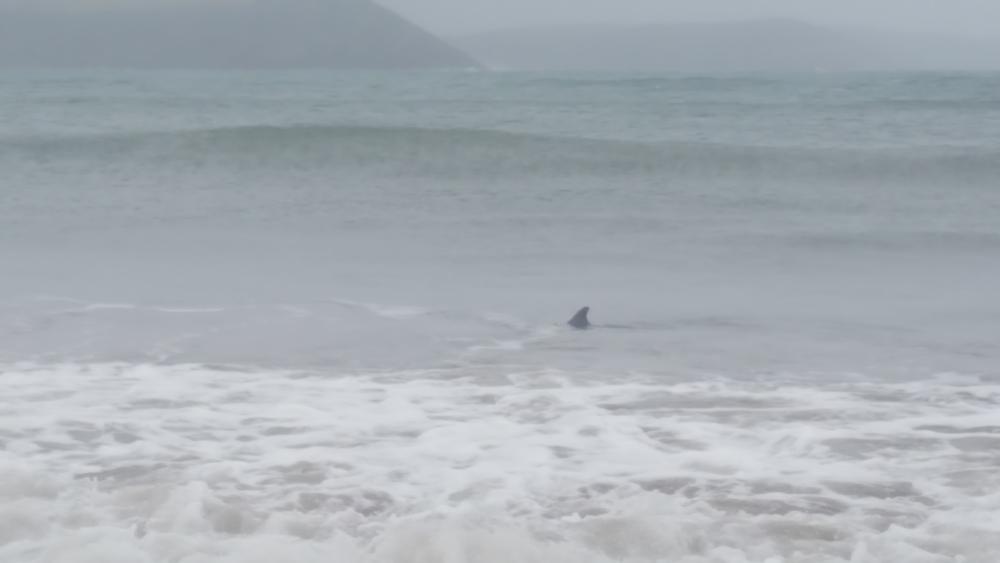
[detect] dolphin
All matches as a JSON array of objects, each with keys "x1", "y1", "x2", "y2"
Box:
[{"x1": 567, "y1": 306, "x2": 591, "y2": 329}]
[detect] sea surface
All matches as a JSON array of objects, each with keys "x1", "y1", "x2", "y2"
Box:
[{"x1": 1, "y1": 70, "x2": 999, "y2": 562}]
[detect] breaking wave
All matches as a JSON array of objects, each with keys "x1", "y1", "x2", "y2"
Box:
[{"x1": 2, "y1": 363, "x2": 999, "y2": 563}]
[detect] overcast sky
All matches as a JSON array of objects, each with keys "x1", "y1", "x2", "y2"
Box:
[{"x1": 374, "y1": 0, "x2": 1000, "y2": 37}]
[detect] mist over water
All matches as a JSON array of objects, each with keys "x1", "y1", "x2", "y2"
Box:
[{"x1": 2, "y1": 70, "x2": 1000, "y2": 562}]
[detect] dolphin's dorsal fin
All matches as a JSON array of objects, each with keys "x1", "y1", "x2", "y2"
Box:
[{"x1": 568, "y1": 306, "x2": 591, "y2": 329}]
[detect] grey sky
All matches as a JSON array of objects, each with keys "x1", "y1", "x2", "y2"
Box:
[{"x1": 374, "y1": 0, "x2": 1000, "y2": 37}]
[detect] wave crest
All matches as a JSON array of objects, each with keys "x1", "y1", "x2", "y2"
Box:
[{"x1": 5, "y1": 123, "x2": 1000, "y2": 185}]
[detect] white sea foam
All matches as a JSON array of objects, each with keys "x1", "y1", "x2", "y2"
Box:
[
  {"x1": 77, "y1": 305, "x2": 226, "y2": 315},
  {"x1": 1, "y1": 363, "x2": 998, "y2": 563},
  {"x1": 328, "y1": 300, "x2": 433, "y2": 320}
]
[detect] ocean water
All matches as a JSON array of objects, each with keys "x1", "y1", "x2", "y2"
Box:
[{"x1": 1, "y1": 70, "x2": 999, "y2": 562}]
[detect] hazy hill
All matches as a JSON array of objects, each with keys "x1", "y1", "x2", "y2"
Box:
[
  {"x1": 0, "y1": 0, "x2": 478, "y2": 69},
  {"x1": 453, "y1": 19, "x2": 1000, "y2": 72}
]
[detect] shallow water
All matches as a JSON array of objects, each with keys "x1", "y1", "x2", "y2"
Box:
[{"x1": 1, "y1": 70, "x2": 999, "y2": 562}]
